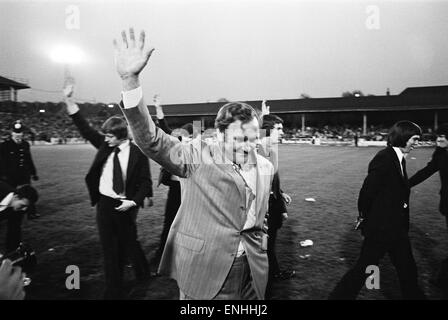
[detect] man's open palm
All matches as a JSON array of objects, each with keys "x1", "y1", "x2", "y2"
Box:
[{"x1": 113, "y1": 28, "x2": 154, "y2": 79}]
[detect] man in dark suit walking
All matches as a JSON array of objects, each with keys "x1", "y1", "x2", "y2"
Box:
[
  {"x1": 329, "y1": 121, "x2": 426, "y2": 300},
  {"x1": 258, "y1": 111, "x2": 295, "y2": 299},
  {"x1": 408, "y1": 123, "x2": 448, "y2": 295},
  {"x1": 63, "y1": 84, "x2": 152, "y2": 299},
  {"x1": 258, "y1": 104, "x2": 295, "y2": 279}
]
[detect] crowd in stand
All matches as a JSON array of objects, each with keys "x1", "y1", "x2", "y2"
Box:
[
  {"x1": 284, "y1": 124, "x2": 436, "y2": 142},
  {"x1": 0, "y1": 103, "x2": 437, "y2": 144},
  {"x1": 0, "y1": 111, "x2": 109, "y2": 143}
]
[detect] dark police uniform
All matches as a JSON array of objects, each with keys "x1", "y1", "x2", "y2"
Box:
[
  {"x1": 0, "y1": 137, "x2": 37, "y2": 187},
  {"x1": 0, "y1": 122, "x2": 39, "y2": 251}
]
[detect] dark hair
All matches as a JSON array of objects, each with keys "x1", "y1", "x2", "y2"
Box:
[
  {"x1": 436, "y1": 124, "x2": 448, "y2": 137},
  {"x1": 16, "y1": 185, "x2": 38, "y2": 204},
  {"x1": 101, "y1": 116, "x2": 128, "y2": 140},
  {"x1": 181, "y1": 123, "x2": 193, "y2": 136},
  {"x1": 387, "y1": 121, "x2": 422, "y2": 147},
  {"x1": 215, "y1": 102, "x2": 260, "y2": 133},
  {"x1": 261, "y1": 114, "x2": 284, "y2": 137}
]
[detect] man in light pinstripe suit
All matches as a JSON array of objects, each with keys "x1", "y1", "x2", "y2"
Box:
[{"x1": 113, "y1": 28, "x2": 274, "y2": 300}]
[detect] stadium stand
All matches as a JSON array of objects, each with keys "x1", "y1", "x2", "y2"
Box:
[{"x1": 0, "y1": 85, "x2": 446, "y2": 145}]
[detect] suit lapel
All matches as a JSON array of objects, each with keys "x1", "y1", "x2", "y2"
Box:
[
  {"x1": 255, "y1": 162, "x2": 262, "y2": 224},
  {"x1": 388, "y1": 147, "x2": 408, "y2": 187},
  {"x1": 219, "y1": 165, "x2": 247, "y2": 209},
  {"x1": 210, "y1": 144, "x2": 247, "y2": 210},
  {"x1": 93, "y1": 144, "x2": 113, "y2": 170}
]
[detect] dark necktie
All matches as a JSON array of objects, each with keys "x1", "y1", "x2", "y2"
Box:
[
  {"x1": 113, "y1": 147, "x2": 124, "y2": 195},
  {"x1": 402, "y1": 157, "x2": 408, "y2": 180}
]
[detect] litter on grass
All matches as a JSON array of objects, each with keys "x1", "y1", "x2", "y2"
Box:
[{"x1": 300, "y1": 240, "x2": 314, "y2": 247}]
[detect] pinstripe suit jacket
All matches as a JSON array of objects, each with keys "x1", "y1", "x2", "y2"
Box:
[{"x1": 121, "y1": 98, "x2": 274, "y2": 300}]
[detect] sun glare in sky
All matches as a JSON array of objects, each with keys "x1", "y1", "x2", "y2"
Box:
[{"x1": 50, "y1": 45, "x2": 85, "y2": 64}]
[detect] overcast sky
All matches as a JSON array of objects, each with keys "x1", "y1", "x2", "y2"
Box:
[{"x1": 0, "y1": 0, "x2": 447, "y2": 104}]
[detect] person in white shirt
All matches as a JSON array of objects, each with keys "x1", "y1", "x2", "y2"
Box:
[
  {"x1": 113, "y1": 28, "x2": 274, "y2": 300},
  {"x1": 62, "y1": 85, "x2": 153, "y2": 299}
]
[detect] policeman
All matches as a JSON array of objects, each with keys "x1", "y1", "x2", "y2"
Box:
[{"x1": 0, "y1": 121, "x2": 39, "y2": 220}]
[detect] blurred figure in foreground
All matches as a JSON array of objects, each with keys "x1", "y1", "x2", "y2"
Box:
[{"x1": 409, "y1": 123, "x2": 448, "y2": 296}]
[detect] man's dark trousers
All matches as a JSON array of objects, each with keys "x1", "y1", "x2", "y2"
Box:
[
  {"x1": 4, "y1": 209, "x2": 24, "y2": 253},
  {"x1": 329, "y1": 235, "x2": 425, "y2": 300},
  {"x1": 96, "y1": 195, "x2": 149, "y2": 299}
]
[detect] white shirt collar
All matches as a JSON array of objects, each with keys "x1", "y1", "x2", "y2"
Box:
[
  {"x1": 392, "y1": 147, "x2": 404, "y2": 163},
  {"x1": 0, "y1": 192, "x2": 14, "y2": 210},
  {"x1": 118, "y1": 139, "x2": 130, "y2": 151}
]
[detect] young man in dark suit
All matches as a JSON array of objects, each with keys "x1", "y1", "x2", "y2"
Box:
[
  {"x1": 259, "y1": 111, "x2": 294, "y2": 299},
  {"x1": 63, "y1": 84, "x2": 152, "y2": 299},
  {"x1": 408, "y1": 123, "x2": 448, "y2": 294},
  {"x1": 0, "y1": 182, "x2": 38, "y2": 253},
  {"x1": 329, "y1": 121, "x2": 426, "y2": 300},
  {"x1": 259, "y1": 104, "x2": 295, "y2": 278}
]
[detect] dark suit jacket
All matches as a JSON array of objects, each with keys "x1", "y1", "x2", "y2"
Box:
[
  {"x1": 268, "y1": 173, "x2": 287, "y2": 230},
  {"x1": 358, "y1": 146, "x2": 410, "y2": 239},
  {"x1": 409, "y1": 147, "x2": 448, "y2": 216},
  {"x1": 0, "y1": 139, "x2": 37, "y2": 184},
  {"x1": 0, "y1": 181, "x2": 15, "y2": 221},
  {"x1": 256, "y1": 140, "x2": 287, "y2": 231},
  {"x1": 70, "y1": 111, "x2": 152, "y2": 207}
]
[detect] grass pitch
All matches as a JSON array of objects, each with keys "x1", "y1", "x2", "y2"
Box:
[{"x1": 2, "y1": 144, "x2": 446, "y2": 300}]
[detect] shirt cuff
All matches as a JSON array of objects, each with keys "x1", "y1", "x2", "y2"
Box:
[
  {"x1": 65, "y1": 100, "x2": 80, "y2": 115},
  {"x1": 122, "y1": 86, "x2": 143, "y2": 109},
  {"x1": 155, "y1": 108, "x2": 165, "y2": 120}
]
